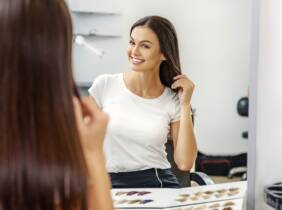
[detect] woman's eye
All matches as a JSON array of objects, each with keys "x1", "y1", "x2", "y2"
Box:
[
  {"x1": 142, "y1": 44, "x2": 150, "y2": 49},
  {"x1": 129, "y1": 40, "x2": 135, "y2": 45}
]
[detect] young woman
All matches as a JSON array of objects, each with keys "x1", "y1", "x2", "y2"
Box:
[
  {"x1": 0, "y1": 0, "x2": 113, "y2": 209},
  {"x1": 89, "y1": 16, "x2": 198, "y2": 188}
]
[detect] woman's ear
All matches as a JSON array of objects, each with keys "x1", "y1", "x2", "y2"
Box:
[{"x1": 161, "y1": 54, "x2": 166, "y2": 61}]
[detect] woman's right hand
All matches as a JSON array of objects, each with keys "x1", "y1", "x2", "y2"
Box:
[
  {"x1": 73, "y1": 97, "x2": 114, "y2": 210},
  {"x1": 73, "y1": 96, "x2": 108, "y2": 154}
]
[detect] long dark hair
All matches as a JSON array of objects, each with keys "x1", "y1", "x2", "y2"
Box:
[
  {"x1": 0, "y1": 0, "x2": 88, "y2": 209},
  {"x1": 130, "y1": 16, "x2": 182, "y2": 89}
]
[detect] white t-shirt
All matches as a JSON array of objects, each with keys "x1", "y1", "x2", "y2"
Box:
[{"x1": 88, "y1": 73, "x2": 180, "y2": 173}]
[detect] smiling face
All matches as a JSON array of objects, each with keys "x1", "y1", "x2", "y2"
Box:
[{"x1": 127, "y1": 26, "x2": 165, "y2": 72}]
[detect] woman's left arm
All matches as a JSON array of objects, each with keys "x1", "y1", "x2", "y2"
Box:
[{"x1": 170, "y1": 74, "x2": 198, "y2": 171}]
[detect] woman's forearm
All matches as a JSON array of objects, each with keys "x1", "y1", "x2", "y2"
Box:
[
  {"x1": 174, "y1": 105, "x2": 198, "y2": 171},
  {"x1": 86, "y1": 152, "x2": 114, "y2": 210}
]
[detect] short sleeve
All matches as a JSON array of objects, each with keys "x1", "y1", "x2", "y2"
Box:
[
  {"x1": 88, "y1": 74, "x2": 107, "y2": 108},
  {"x1": 170, "y1": 94, "x2": 181, "y2": 123}
]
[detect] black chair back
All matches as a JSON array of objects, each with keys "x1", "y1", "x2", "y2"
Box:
[
  {"x1": 237, "y1": 97, "x2": 249, "y2": 117},
  {"x1": 166, "y1": 140, "x2": 191, "y2": 187}
]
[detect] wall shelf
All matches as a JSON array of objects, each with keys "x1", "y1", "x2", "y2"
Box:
[
  {"x1": 74, "y1": 29, "x2": 121, "y2": 38},
  {"x1": 71, "y1": 9, "x2": 121, "y2": 15}
]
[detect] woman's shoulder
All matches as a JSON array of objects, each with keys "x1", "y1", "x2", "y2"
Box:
[
  {"x1": 90, "y1": 73, "x2": 123, "y2": 95},
  {"x1": 94, "y1": 73, "x2": 122, "y2": 84},
  {"x1": 91, "y1": 73, "x2": 121, "y2": 87}
]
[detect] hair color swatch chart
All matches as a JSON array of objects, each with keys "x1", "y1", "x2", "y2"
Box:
[{"x1": 112, "y1": 181, "x2": 246, "y2": 210}]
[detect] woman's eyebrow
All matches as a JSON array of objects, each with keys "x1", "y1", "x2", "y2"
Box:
[
  {"x1": 130, "y1": 37, "x2": 153, "y2": 44},
  {"x1": 140, "y1": 40, "x2": 153, "y2": 44}
]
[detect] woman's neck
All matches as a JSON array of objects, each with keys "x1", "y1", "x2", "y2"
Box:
[{"x1": 123, "y1": 70, "x2": 165, "y2": 98}]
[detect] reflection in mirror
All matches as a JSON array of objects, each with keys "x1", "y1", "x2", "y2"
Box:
[{"x1": 69, "y1": 0, "x2": 251, "y2": 185}]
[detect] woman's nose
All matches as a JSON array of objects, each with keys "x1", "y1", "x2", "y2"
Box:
[{"x1": 131, "y1": 45, "x2": 140, "y2": 56}]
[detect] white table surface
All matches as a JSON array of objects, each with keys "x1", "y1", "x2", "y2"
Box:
[{"x1": 112, "y1": 181, "x2": 247, "y2": 210}]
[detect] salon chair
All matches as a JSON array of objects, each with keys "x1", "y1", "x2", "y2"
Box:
[
  {"x1": 237, "y1": 97, "x2": 248, "y2": 139},
  {"x1": 227, "y1": 97, "x2": 248, "y2": 180},
  {"x1": 77, "y1": 83, "x2": 92, "y2": 96},
  {"x1": 166, "y1": 140, "x2": 214, "y2": 187}
]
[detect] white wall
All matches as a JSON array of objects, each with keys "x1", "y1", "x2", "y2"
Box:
[
  {"x1": 248, "y1": 0, "x2": 282, "y2": 209},
  {"x1": 69, "y1": 0, "x2": 251, "y2": 155}
]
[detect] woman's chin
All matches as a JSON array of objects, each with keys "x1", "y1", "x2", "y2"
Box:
[{"x1": 130, "y1": 65, "x2": 144, "y2": 71}]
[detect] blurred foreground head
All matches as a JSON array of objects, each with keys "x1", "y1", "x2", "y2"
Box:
[{"x1": 0, "y1": 0, "x2": 88, "y2": 209}]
